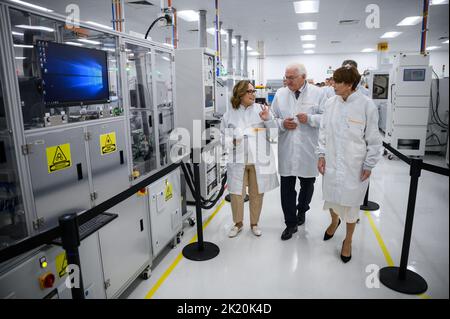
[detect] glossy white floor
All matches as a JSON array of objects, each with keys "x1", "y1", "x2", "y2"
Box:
[{"x1": 122, "y1": 150, "x2": 449, "y2": 299}]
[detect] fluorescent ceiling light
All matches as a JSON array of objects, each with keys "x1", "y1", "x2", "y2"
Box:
[
  {"x1": 15, "y1": 25, "x2": 54, "y2": 32},
  {"x1": 380, "y1": 31, "x2": 402, "y2": 38},
  {"x1": 78, "y1": 38, "x2": 101, "y2": 45},
  {"x1": 9, "y1": 0, "x2": 53, "y2": 12},
  {"x1": 12, "y1": 31, "x2": 24, "y2": 36},
  {"x1": 426, "y1": 46, "x2": 441, "y2": 50},
  {"x1": 430, "y1": 0, "x2": 448, "y2": 4},
  {"x1": 15, "y1": 57, "x2": 27, "y2": 60},
  {"x1": 302, "y1": 43, "x2": 315, "y2": 48},
  {"x1": 177, "y1": 10, "x2": 199, "y2": 22},
  {"x1": 248, "y1": 52, "x2": 260, "y2": 56},
  {"x1": 86, "y1": 21, "x2": 113, "y2": 30},
  {"x1": 64, "y1": 41, "x2": 83, "y2": 46},
  {"x1": 293, "y1": 1, "x2": 320, "y2": 14},
  {"x1": 361, "y1": 48, "x2": 375, "y2": 52},
  {"x1": 298, "y1": 22, "x2": 317, "y2": 30},
  {"x1": 443, "y1": 40, "x2": 449, "y2": 44},
  {"x1": 247, "y1": 46, "x2": 254, "y2": 51},
  {"x1": 397, "y1": 16, "x2": 422, "y2": 26},
  {"x1": 303, "y1": 50, "x2": 315, "y2": 54},
  {"x1": 301, "y1": 34, "x2": 316, "y2": 41},
  {"x1": 207, "y1": 27, "x2": 227, "y2": 35},
  {"x1": 13, "y1": 44, "x2": 33, "y2": 48}
]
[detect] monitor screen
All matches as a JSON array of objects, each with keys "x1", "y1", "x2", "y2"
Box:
[
  {"x1": 37, "y1": 41, "x2": 109, "y2": 107},
  {"x1": 403, "y1": 69, "x2": 426, "y2": 82},
  {"x1": 372, "y1": 74, "x2": 389, "y2": 100}
]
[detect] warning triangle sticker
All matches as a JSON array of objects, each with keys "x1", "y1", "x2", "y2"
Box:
[{"x1": 49, "y1": 146, "x2": 71, "y2": 172}]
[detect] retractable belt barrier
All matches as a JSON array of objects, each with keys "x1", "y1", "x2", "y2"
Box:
[{"x1": 379, "y1": 142, "x2": 449, "y2": 295}]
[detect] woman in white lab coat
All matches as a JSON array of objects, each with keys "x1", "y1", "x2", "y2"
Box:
[
  {"x1": 317, "y1": 66, "x2": 382, "y2": 263},
  {"x1": 221, "y1": 80, "x2": 279, "y2": 238}
]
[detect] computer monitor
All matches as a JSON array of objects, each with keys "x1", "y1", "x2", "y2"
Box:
[{"x1": 37, "y1": 41, "x2": 110, "y2": 107}]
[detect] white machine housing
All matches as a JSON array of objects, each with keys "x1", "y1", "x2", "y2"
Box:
[{"x1": 385, "y1": 53, "x2": 432, "y2": 157}]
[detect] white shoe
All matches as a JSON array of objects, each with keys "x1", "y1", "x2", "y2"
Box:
[
  {"x1": 251, "y1": 225, "x2": 262, "y2": 236},
  {"x1": 228, "y1": 226, "x2": 242, "y2": 238}
]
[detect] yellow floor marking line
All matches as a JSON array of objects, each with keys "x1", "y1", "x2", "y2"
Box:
[
  {"x1": 144, "y1": 200, "x2": 226, "y2": 299},
  {"x1": 364, "y1": 211, "x2": 431, "y2": 299}
]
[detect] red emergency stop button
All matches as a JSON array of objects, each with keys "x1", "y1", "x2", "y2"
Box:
[{"x1": 39, "y1": 272, "x2": 55, "y2": 289}]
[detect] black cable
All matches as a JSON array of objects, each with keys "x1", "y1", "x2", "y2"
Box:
[
  {"x1": 431, "y1": 69, "x2": 448, "y2": 128},
  {"x1": 144, "y1": 14, "x2": 172, "y2": 40}
]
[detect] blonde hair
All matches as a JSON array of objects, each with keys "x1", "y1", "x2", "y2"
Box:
[{"x1": 231, "y1": 80, "x2": 251, "y2": 109}]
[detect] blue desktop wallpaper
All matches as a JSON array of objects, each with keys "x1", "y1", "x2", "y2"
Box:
[{"x1": 40, "y1": 42, "x2": 109, "y2": 106}]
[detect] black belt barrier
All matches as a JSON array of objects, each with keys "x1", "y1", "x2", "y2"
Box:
[{"x1": 379, "y1": 142, "x2": 449, "y2": 294}]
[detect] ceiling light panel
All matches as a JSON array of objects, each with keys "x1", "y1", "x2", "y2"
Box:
[
  {"x1": 177, "y1": 10, "x2": 199, "y2": 22},
  {"x1": 301, "y1": 34, "x2": 316, "y2": 41},
  {"x1": 293, "y1": 1, "x2": 320, "y2": 14},
  {"x1": 397, "y1": 16, "x2": 422, "y2": 26},
  {"x1": 302, "y1": 43, "x2": 315, "y2": 48},
  {"x1": 298, "y1": 22, "x2": 317, "y2": 30},
  {"x1": 303, "y1": 50, "x2": 315, "y2": 54},
  {"x1": 9, "y1": 0, "x2": 53, "y2": 12},
  {"x1": 380, "y1": 31, "x2": 402, "y2": 38},
  {"x1": 361, "y1": 48, "x2": 375, "y2": 52}
]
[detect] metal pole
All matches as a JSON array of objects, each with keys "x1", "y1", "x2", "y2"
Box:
[
  {"x1": 243, "y1": 40, "x2": 248, "y2": 78},
  {"x1": 420, "y1": 0, "x2": 429, "y2": 55},
  {"x1": 193, "y1": 163, "x2": 204, "y2": 250},
  {"x1": 59, "y1": 213, "x2": 85, "y2": 299},
  {"x1": 235, "y1": 35, "x2": 241, "y2": 77},
  {"x1": 226, "y1": 29, "x2": 233, "y2": 76}
]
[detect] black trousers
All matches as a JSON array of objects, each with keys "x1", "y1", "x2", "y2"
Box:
[{"x1": 280, "y1": 176, "x2": 316, "y2": 228}]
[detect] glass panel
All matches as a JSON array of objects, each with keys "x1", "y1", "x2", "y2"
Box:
[
  {"x1": 124, "y1": 43, "x2": 157, "y2": 178},
  {"x1": 0, "y1": 64, "x2": 28, "y2": 251},
  {"x1": 9, "y1": 8, "x2": 122, "y2": 130},
  {"x1": 130, "y1": 111, "x2": 157, "y2": 178},
  {"x1": 154, "y1": 50, "x2": 174, "y2": 167}
]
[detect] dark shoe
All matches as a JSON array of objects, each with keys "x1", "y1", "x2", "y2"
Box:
[
  {"x1": 297, "y1": 212, "x2": 305, "y2": 226},
  {"x1": 323, "y1": 219, "x2": 341, "y2": 241},
  {"x1": 340, "y1": 240, "x2": 352, "y2": 263},
  {"x1": 281, "y1": 226, "x2": 298, "y2": 240}
]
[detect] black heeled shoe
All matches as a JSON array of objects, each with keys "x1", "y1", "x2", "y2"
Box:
[
  {"x1": 340, "y1": 240, "x2": 352, "y2": 263},
  {"x1": 323, "y1": 219, "x2": 341, "y2": 241}
]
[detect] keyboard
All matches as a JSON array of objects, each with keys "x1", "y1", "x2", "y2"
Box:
[{"x1": 52, "y1": 212, "x2": 118, "y2": 245}]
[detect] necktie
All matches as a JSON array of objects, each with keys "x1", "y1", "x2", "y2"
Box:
[{"x1": 295, "y1": 90, "x2": 301, "y2": 100}]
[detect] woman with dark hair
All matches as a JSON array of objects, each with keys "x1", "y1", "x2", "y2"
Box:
[
  {"x1": 317, "y1": 66, "x2": 382, "y2": 263},
  {"x1": 221, "y1": 80, "x2": 279, "y2": 238}
]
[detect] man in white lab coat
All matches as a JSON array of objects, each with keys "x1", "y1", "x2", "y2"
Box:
[
  {"x1": 271, "y1": 64, "x2": 328, "y2": 240},
  {"x1": 323, "y1": 59, "x2": 370, "y2": 99}
]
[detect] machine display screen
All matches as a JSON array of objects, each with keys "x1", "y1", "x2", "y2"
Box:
[
  {"x1": 403, "y1": 69, "x2": 426, "y2": 82},
  {"x1": 372, "y1": 74, "x2": 389, "y2": 100},
  {"x1": 205, "y1": 86, "x2": 214, "y2": 108},
  {"x1": 37, "y1": 41, "x2": 109, "y2": 107}
]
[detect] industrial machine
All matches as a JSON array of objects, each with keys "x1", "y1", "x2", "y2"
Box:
[
  {"x1": 426, "y1": 77, "x2": 449, "y2": 154},
  {"x1": 384, "y1": 53, "x2": 432, "y2": 157},
  {"x1": 0, "y1": 2, "x2": 182, "y2": 299},
  {"x1": 175, "y1": 48, "x2": 222, "y2": 203}
]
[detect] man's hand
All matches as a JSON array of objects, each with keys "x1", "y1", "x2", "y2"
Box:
[
  {"x1": 296, "y1": 113, "x2": 308, "y2": 124},
  {"x1": 318, "y1": 157, "x2": 326, "y2": 175},
  {"x1": 361, "y1": 169, "x2": 371, "y2": 181},
  {"x1": 259, "y1": 105, "x2": 270, "y2": 121},
  {"x1": 283, "y1": 118, "x2": 298, "y2": 130}
]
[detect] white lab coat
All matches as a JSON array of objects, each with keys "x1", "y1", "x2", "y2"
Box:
[
  {"x1": 221, "y1": 104, "x2": 279, "y2": 195},
  {"x1": 317, "y1": 90, "x2": 383, "y2": 207},
  {"x1": 271, "y1": 83, "x2": 328, "y2": 177}
]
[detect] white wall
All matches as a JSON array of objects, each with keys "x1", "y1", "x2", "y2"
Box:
[{"x1": 244, "y1": 51, "x2": 449, "y2": 85}]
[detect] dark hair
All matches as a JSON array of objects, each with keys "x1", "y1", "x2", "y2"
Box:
[
  {"x1": 231, "y1": 80, "x2": 251, "y2": 109},
  {"x1": 342, "y1": 59, "x2": 358, "y2": 69},
  {"x1": 333, "y1": 66, "x2": 361, "y2": 91}
]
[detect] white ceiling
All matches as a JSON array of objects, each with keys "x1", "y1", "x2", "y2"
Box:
[{"x1": 7, "y1": 0, "x2": 450, "y2": 55}]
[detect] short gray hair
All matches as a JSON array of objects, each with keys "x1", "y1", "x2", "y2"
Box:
[{"x1": 286, "y1": 63, "x2": 307, "y2": 78}]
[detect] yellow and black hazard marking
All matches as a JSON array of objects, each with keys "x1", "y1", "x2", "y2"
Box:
[
  {"x1": 164, "y1": 180, "x2": 173, "y2": 201},
  {"x1": 100, "y1": 132, "x2": 117, "y2": 155},
  {"x1": 55, "y1": 252, "x2": 68, "y2": 278},
  {"x1": 46, "y1": 143, "x2": 72, "y2": 173}
]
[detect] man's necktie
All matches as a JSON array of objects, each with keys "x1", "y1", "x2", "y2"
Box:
[{"x1": 295, "y1": 90, "x2": 301, "y2": 100}]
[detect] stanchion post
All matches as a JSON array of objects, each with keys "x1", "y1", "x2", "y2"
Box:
[
  {"x1": 193, "y1": 162, "x2": 204, "y2": 251},
  {"x1": 360, "y1": 183, "x2": 380, "y2": 211},
  {"x1": 379, "y1": 158, "x2": 428, "y2": 294},
  {"x1": 59, "y1": 213, "x2": 85, "y2": 299}
]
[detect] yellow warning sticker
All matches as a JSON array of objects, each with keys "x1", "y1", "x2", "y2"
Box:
[
  {"x1": 100, "y1": 132, "x2": 117, "y2": 155},
  {"x1": 55, "y1": 252, "x2": 68, "y2": 278},
  {"x1": 164, "y1": 180, "x2": 173, "y2": 201},
  {"x1": 46, "y1": 143, "x2": 72, "y2": 173}
]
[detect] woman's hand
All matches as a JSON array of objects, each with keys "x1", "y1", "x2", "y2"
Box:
[
  {"x1": 361, "y1": 169, "x2": 371, "y2": 181},
  {"x1": 283, "y1": 118, "x2": 298, "y2": 130},
  {"x1": 259, "y1": 105, "x2": 270, "y2": 121},
  {"x1": 318, "y1": 157, "x2": 326, "y2": 175}
]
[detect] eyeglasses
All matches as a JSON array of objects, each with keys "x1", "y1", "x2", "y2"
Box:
[
  {"x1": 246, "y1": 89, "x2": 257, "y2": 94},
  {"x1": 284, "y1": 75, "x2": 300, "y2": 81}
]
